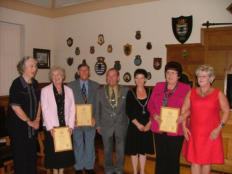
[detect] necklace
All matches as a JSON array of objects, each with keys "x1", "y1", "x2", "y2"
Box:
[
  {"x1": 200, "y1": 93, "x2": 206, "y2": 98},
  {"x1": 199, "y1": 87, "x2": 210, "y2": 98},
  {"x1": 131, "y1": 88, "x2": 150, "y2": 114},
  {"x1": 163, "y1": 82, "x2": 178, "y2": 106}
]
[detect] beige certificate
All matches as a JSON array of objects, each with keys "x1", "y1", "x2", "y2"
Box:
[
  {"x1": 53, "y1": 127, "x2": 72, "y2": 152},
  {"x1": 159, "y1": 107, "x2": 180, "y2": 133},
  {"x1": 76, "y1": 104, "x2": 92, "y2": 126}
]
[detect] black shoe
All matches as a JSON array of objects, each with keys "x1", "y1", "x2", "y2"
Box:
[
  {"x1": 76, "y1": 170, "x2": 82, "y2": 174},
  {"x1": 86, "y1": 169, "x2": 96, "y2": 174}
]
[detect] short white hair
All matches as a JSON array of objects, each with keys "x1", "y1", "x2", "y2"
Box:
[
  {"x1": 195, "y1": 65, "x2": 215, "y2": 82},
  {"x1": 48, "y1": 66, "x2": 65, "y2": 82}
]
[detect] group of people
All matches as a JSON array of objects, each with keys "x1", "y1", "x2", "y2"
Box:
[{"x1": 7, "y1": 56, "x2": 230, "y2": 174}]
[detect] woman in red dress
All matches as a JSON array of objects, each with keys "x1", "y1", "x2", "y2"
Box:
[{"x1": 179, "y1": 65, "x2": 230, "y2": 174}]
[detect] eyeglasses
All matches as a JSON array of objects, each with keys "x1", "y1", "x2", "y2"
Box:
[
  {"x1": 197, "y1": 75, "x2": 209, "y2": 79},
  {"x1": 166, "y1": 71, "x2": 178, "y2": 75}
]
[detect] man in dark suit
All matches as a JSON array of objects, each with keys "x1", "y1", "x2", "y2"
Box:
[
  {"x1": 68, "y1": 63, "x2": 99, "y2": 174},
  {"x1": 96, "y1": 68, "x2": 129, "y2": 174}
]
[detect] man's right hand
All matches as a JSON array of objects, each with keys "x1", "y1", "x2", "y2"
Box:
[{"x1": 97, "y1": 127, "x2": 100, "y2": 134}]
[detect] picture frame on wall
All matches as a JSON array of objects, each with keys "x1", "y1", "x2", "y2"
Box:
[{"x1": 33, "y1": 48, "x2": 50, "y2": 69}]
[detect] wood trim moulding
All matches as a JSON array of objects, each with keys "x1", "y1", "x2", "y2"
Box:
[
  {"x1": 52, "y1": 0, "x2": 158, "y2": 18},
  {"x1": 0, "y1": 0, "x2": 159, "y2": 18},
  {"x1": 165, "y1": 43, "x2": 204, "y2": 48},
  {"x1": 0, "y1": 0, "x2": 54, "y2": 18}
]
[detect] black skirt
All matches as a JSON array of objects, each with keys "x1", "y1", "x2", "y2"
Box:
[
  {"x1": 44, "y1": 130, "x2": 75, "y2": 169},
  {"x1": 125, "y1": 123, "x2": 154, "y2": 155}
]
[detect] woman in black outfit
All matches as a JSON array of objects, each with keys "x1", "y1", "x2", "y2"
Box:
[
  {"x1": 125, "y1": 69, "x2": 154, "y2": 174},
  {"x1": 8, "y1": 57, "x2": 41, "y2": 174}
]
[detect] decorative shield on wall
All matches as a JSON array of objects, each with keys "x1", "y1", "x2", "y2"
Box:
[
  {"x1": 67, "y1": 57, "x2": 73, "y2": 66},
  {"x1": 75, "y1": 47, "x2": 80, "y2": 55},
  {"x1": 146, "y1": 42, "x2": 152, "y2": 50},
  {"x1": 90, "y1": 46, "x2": 95, "y2": 54},
  {"x1": 107, "y1": 44, "x2": 113, "y2": 53},
  {"x1": 114, "y1": 61, "x2": 121, "y2": 71},
  {"x1": 134, "y1": 55, "x2": 142, "y2": 66},
  {"x1": 153, "y1": 57, "x2": 162, "y2": 70},
  {"x1": 95, "y1": 57, "x2": 107, "y2": 75},
  {"x1": 123, "y1": 43, "x2": 132, "y2": 56},
  {"x1": 172, "y1": 15, "x2": 193, "y2": 44},
  {"x1": 123, "y1": 72, "x2": 131, "y2": 82},
  {"x1": 98, "y1": 34, "x2": 104, "y2": 46},
  {"x1": 135, "y1": 31, "x2": 141, "y2": 40},
  {"x1": 67, "y1": 37, "x2": 73, "y2": 47}
]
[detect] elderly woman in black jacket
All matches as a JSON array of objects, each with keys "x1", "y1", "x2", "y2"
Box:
[{"x1": 8, "y1": 57, "x2": 41, "y2": 174}]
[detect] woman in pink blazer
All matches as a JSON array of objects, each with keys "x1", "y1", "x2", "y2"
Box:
[{"x1": 41, "y1": 66, "x2": 75, "y2": 174}]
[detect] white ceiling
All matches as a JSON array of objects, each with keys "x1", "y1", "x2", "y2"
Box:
[{"x1": 20, "y1": 0, "x2": 95, "y2": 8}]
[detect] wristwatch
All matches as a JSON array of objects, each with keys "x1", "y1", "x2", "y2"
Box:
[{"x1": 219, "y1": 122, "x2": 225, "y2": 128}]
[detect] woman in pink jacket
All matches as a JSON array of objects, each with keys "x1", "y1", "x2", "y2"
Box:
[
  {"x1": 147, "y1": 62, "x2": 191, "y2": 174},
  {"x1": 41, "y1": 66, "x2": 76, "y2": 174}
]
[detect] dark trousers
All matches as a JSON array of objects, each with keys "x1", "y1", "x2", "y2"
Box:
[
  {"x1": 11, "y1": 136, "x2": 37, "y2": 174},
  {"x1": 154, "y1": 133, "x2": 184, "y2": 174}
]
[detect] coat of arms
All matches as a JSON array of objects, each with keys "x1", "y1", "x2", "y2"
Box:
[
  {"x1": 123, "y1": 43, "x2": 132, "y2": 56},
  {"x1": 114, "y1": 61, "x2": 121, "y2": 71},
  {"x1": 172, "y1": 16, "x2": 193, "y2": 44},
  {"x1": 153, "y1": 57, "x2": 162, "y2": 70},
  {"x1": 98, "y1": 34, "x2": 104, "y2": 46},
  {"x1": 95, "y1": 57, "x2": 107, "y2": 75},
  {"x1": 90, "y1": 46, "x2": 95, "y2": 54},
  {"x1": 67, "y1": 57, "x2": 73, "y2": 66}
]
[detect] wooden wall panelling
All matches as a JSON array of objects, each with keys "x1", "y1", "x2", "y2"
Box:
[
  {"x1": 166, "y1": 43, "x2": 204, "y2": 87},
  {"x1": 166, "y1": 26, "x2": 232, "y2": 174},
  {"x1": 202, "y1": 27, "x2": 232, "y2": 91}
]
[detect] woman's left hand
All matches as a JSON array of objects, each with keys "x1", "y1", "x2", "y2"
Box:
[
  {"x1": 69, "y1": 128, "x2": 73, "y2": 135},
  {"x1": 210, "y1": 126, "x2": 221, "y2": 140},
  {"x1": 27, "y1": 120, "x2": 39, "y2": 130},
  {"x1": 91, "y1": 118, "x2": 96, "y2": 127},
  {"x1": 144, "y1": 122, "x2": 151, "y2": 132},
  {"x1": 176, "y1": 115, "x2": 185, "y2": 124}
]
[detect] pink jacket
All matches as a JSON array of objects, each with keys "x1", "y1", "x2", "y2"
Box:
[
  {"x1": 147, "y1": 82, "x2": 191, "y2": 136},
  {"x1": 41, "y1": 84, "x2": 76, "y2": 131}
]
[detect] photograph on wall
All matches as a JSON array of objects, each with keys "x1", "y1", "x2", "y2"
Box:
[{"x1": 33, "y1": 48, "x2": 50, "y2": 69}]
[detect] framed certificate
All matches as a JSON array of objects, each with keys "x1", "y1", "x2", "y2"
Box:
[
  {"x1": 53, "y1": 127, "x2": 72, "y2": 152},
  {"x1": 76, "y1": 104, "x2": 92, "y2": 126},
  {"x1": 159, "y1": 107, "x2": 180, "y2": 133}
]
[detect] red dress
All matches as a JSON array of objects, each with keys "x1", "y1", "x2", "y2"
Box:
[{"x1": 182, "y1": 88, "x2": 224, "y2": 164}]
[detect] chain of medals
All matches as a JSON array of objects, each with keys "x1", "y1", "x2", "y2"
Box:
[
  {"x1": 131, "y1": 88, "x2": 150, "y2": 115},
  {"x1": 163, "y1": 82, "x2": 178, "y2": 106},
  {"x1": 104, "y1": 85, "x2": 121, "y2": 116}
]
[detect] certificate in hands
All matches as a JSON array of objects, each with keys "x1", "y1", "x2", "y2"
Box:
[
  {"x1": 76, "y1": 104, "x2": 92, "y2": 126},
  {"x1": 159, "y1": 107, "x2": 180, "y2": 133},
  {"x1": 53, "y1": 127, "x2": 72, "y2": 152}
]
